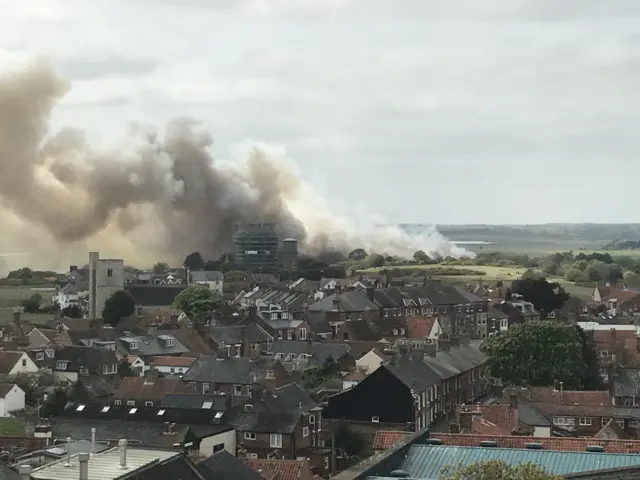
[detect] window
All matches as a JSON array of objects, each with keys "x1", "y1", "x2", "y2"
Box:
[
  {"x1": 21, "y1": 358, "x2": 27, "y2": 367},
  {"x1": 266, "y1": 370, "x2": 275, "y2": 379},
  {"x1": 602, "y1": 417, "x2": 611, "y2": 426},
  {"x1": 270, "y1": 433, "x2": 283, "y2": 448},
  {"x1": 56, "y1": 361, "x2": 67, "y2": 370},
  {"x1": 601, "y1": 350, "x2": 609, "y2": 358},
  {"x1": 617, "y1": 419, "x2": 625, "y2": 428},
  {"x1": 287, "y1": 330, "x2": 293, "y2": 340},
  {"x1": 103, "y1": 364, "x2": 117, "y2": 374},
  {"x1": 248, "y1": 453, "x2": 258, "y2": 459},
  {"x1": 170, "y1": 367, "x2": 175, "y2": 374},
  {"x1": 127, "y1": 400, "x2": 136, "y2": 406},
  {"x1": 46, "y1": 349, "x2": 54, "y2": 358},
  {"x1": 129, "y1": 408, "x2": 137, "y2": 414},
  {"x1": 166, "y1": 339, "x2": 175, "y2": 347},
  {"x1": 324, "y1": 457, "x2": 329, "y2": 470},
  {"x1": 309, "y1": 414, "x2": 315, "y2": 424},
  {"x1": 114, "y1": 400, "x2": 122, "y2": 405},
  {"x1": 202, "y1": 383, "x2": 210, "y2": 394},
  {"x1": 303, "y1": 426, "x2": 309, "y2": 437},
  {"x1": 157, "y1": 410, "x2": 166, "y2": 416},
  {"x1": 300, "y1": 328, "x2": 307, "y2": 340},
  {"x1": 107, "y1": 268, "x2": 113, "y2": 277},
  {"x1": 579, "y1": 417, "x2": 592, "y2": 426},
  {"x1": 235, "y1": 345, "x2": 242, "y2": 357},
  {"x1": 235, "y1": 385, "x2": 243, "y2": 396},
  {"x1": 130, "y1": 342, "x2": 139, "y2": 350},
  {"x1": 270, "y1": 313, "x2": 278, "y2": 320},
  {"x1": 383, "y1": 309, "x2": 389, "y2": 318},
  {"x1": 500, "y1": 319, "x2": 508, "y2": 329},
  {"x1": 79, "y1": 366, "x2": 88, "y2": 374},
  {"x1": 553, "y1": 417, "x2": 571, "y2": 426},
  {"x1": 372, "y1": 416, "x2": 380, "y2": 423},
  {"x1": 245, "y1": 404, "x2": 254, "y2": 412},
  {"x1": 145, "y1": 401, "x2": 154, "y2": 407},
  {"x1": 244, "y1": 432, "x2": 256, "y2": 440}
]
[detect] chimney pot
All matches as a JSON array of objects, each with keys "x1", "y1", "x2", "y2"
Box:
[
  {"x1": 91, "y1": 427, "x2": 96, "y2": 455},
  {"x1": 118, "y1": 439, "x2": 128, "y2": 468},
  {"x1": 78, "y1": 452, "x2": 89, "y2": 480}
]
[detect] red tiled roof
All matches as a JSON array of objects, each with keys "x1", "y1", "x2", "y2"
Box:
[
  {"x1": 247, "y1": 459, "x2": 309, "y2": 480},
  {"x1": 431, "y1": 433, "x2": 640, "y2": 454},
  {"x1": 597, "y1": 286, "x2": 639, "y2": 304},
  {"x1": 406, "y1": 316, "x2": 436, "y2": 339},
  {"x1": 520, "y1": 387, "x2": 613, "y2": 406},
  {"x1": 470, "y1": 416, "x2": 511, "y2": 436},
  {"x1": 150, "y1": 356, "x2": 196, "y2": 367},
  {"x1": 373, "y1": 430, "x2": 412, "y2": 450}
]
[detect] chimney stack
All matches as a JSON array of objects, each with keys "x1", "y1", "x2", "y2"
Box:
[
  {"x1": 18, "y1": 465, "x2": 31, "y2": 480},
  {"x1": 65, "y1": 437, "x2": 72, "y2": 466},
  {"x1": 78, "y1": 452, "x2": 89, "y2": 480},
  {"x1": 510, "y1": 394, "x2": 518, "y2": 410},
  {"x1": 91, "y1": 427, "x2": 96, "y2": 456},
  {"x1": 118, "y1": 439, "x2": 128, "y2": 469}
]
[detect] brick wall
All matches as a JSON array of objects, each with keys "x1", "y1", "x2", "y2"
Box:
[{"x1": 322, "y1": 419, "x2": 412, "y2": 447}]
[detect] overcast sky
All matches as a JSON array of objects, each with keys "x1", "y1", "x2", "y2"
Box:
[{"x1": 2, "y1": 0, "x2": 640, "y2": 224}]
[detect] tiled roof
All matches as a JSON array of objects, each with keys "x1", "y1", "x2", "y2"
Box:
[
  {"x1": 595, "y1": 418, "x2": 634, "y2": 440},
  {"x1": 0, "y1": 351, "x2": 22, "y2": 374},
  {"x1": 384, "y1": 444, "x2": 640, "y2": 479},
  {"x1": 150, "y1": 356, "x2": 196, "y2": 367},
  {"x1": 429, "y1": 433, "x2": 640, "y2": 454},
  {"x1": 113, "y1": 376, "x2": 195, "y2": 402},
  {"x1": 182, "y1": 356, "x2": 284, "y2": 384},
  {"x1": 198, "y1": 451, "x2": 262, "y2": 480},
  {"x1": 510, "y1": 386, "x2": 613, "y2": 406},
  {"x1": 170, "y1": 328, "x2": 215, "y2": 356},
  {"x1": 373, "y1": 430, "x2": 411, "y2": 450},
  {"x1": 126, "y1": 284, "x2": 187, "y2": 307},
  {"x1": 406, "y1": 316, "x2": 436, "y2": 339},
  {"x1": 597, "y1": 286, "x2": 639, "y2": 304},
  {"x1": 247, "y1": 459, "x2": 307, "y2": 480},
  {"x1": 470, "y1": 416, "x2": 511, "y2": 435}
]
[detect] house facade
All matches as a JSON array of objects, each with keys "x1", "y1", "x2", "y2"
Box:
[{"x1": 0, "y1": 383, "x2": 25, "y2": 417}]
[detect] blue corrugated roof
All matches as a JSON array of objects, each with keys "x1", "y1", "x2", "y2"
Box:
[{"x1": 367, "y1": 445, "x2": 640, "y2": 479}]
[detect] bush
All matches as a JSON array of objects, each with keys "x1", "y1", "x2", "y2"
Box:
[{"x1": 565, "y1": 268, "x2": 587, "y2": 283}]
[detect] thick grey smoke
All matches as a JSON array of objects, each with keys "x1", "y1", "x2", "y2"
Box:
[{"x1": 0, "y1": 60, "x2": 470, "y2": 270}]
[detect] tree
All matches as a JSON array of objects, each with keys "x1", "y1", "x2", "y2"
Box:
[
  {"x1": 520, "y1": 269, "x2": 542, "y2": 281},
  {"x1": 183, "y1": 252, "x2": 205, "y2": 271},
  {"x1": 62, "y1": 304, "x2": 82, "y2": 318},
  {"x1": 574, "y1": 325, "x2": 603, "y2": 390},
  {"x1": 585, "y1": 261, "x2": 610, "y2": 282},
  {"x1": 348, "y1": 248, "x2": 367, "y2": 261},
  {"x1": 21, "y1": 293, "x2": 42, "y2": 313},
  {"x1": 607, "y1": 263, "x2": 624, "y2": 283},
  {"x1": 624, "y1": 270, "x2": 640, "y2": 286},
  {"x1": 510, "y1": 278, "x2": 569, "y2": 319},
  {"x1": 152, "y1": 262, "x2": 170, "y2": 274},
  {"x1": 564, "y1": 268, "x2": 586, "y2": 283},
  {"x1": 102, "y1": 290, "x2": 135, "y2": 327},
  {"x1": 118, "y1": 358, "x2": 135, "y2": 378},
  {"x1": 440, "y1": 460, "x2": 562, "y2": 480},
  {"x1": 413, "y1": 250, "x2": 430, "y2": 263},
  {"x1": 333, "y1": 420, "x2": 364, "y2": 457},
  {"x1": 172, "y1": 284, "x2": 221, "y2": 321},
  {"x1": 368, "y1": 254, "x2": 385, "y2": 268},
  {"x1": 482, "y1": 322, "x2": 599, "y2": 389},
  {"x1": 40, "y1": 387, "x2": 69, "y2": 418}
]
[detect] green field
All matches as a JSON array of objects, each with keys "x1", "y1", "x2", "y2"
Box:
[
  {"x1": 0, "y1": 286, "x2": 56, "y2": 325},
  {"x1": 359, "y1": 264, "x2": 594, "y2": 301}
]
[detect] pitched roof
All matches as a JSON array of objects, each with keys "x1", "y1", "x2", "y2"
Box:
[
  {"x1": 0, "y1": 351, "x2": 23, "y2": 374},
  {"x1": 151, "y1": 356, "x2": 196, "y2": 368},
  {"x1": 428, "y1": 432, "x2": 640, "y2": 454},
  {"x1": 55, "y1": 346, "x2": 118, "y2": 373},
  {"x1": 160, "y1": 393, "x2": 228, "y2": 410},
  {"x1": 595, "y1": 418, "x2": 634, "y2": 440},
  {"x1": 246, "y1": 459, "x2": 308, "y2": 480},
  {"x1": 597, "y1": 286, "x2": 640, "y2": 304},
  {"x1": 170, "y1": 328, "x2": 215, "y2": 356},
  {"x1": 516, "y1": 386, "x2": 613, "y2": 406},
  {"x1": 126, "y1": 284, "x2": 187, "y2": 307},
  {"x1": 191, "y1": 271, "x2": 223, "y2": 282},
  {"x1": 113, "y1": 377, "x2": 195, "y2": 402},
  {"x1": 198, "y1": 451, "x2": 262, "y2": 480},
  {"x1": 406, "y1": 316, "x2": 436, "y2": 339},
  {"x1": 384, "y1": 355, "x2": 441, "y2": 392},
  {"x1": 373, "y1": 430, "x2": 411, "y2": 450},
  {"x1": 0, "y1": 383, "x2": 17, "y2": 397},
  {"x1": 183, "y1": 356, "x2": 283, "y2": 384},
  {"x1": 117, "y1": 333, "x2": 190, "y2": 357},
  {"x1": 308, "y1": 290, "x2": 378, "y2": 312}
]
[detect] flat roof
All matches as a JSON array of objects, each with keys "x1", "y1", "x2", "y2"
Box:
[{"x1": 30, "y1": 446, "x2": 178, "y2": 480}]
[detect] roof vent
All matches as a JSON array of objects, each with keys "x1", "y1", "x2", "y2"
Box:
[
  {"x1": 479, "y1": 441, "x2": 497, "y2": 448},
  {"x1": 424, "y1": 439, "x2": 443, "y2": 445},
  {"x1": 525, "y1": 442, "x2": 544, "y2": 450},
  {"x1": 389, "y1": 470, "x2": 410, "y2": 478},
  {"x1": 586, "y1": 445, "x2": 605, "y2": 453}
]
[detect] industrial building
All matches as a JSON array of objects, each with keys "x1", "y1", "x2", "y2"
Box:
[{"x1": 232, "y1": 223, "x2": 280, "y2": 272}]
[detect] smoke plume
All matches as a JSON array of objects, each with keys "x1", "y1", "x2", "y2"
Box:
[{"x1": 0, "y1": 60, "x2": 471, "y2": 271}]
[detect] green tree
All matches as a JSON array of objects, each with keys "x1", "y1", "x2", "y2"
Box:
[
  {"x1": 440, "y1": 460, "x2": 561, "y2": 480},
  {"x1": 574, "y1": 259, "x2": 589, "y2": 271},
  {"x1": 152, "y1": 262, "x2": 170, "y2": 274},
  {"x1": 511, "y1": 278, "x2": 569, "y2": 319},
  {"x1": 333, "y1": 420, "x2": 364, "y2": 457},
  {"x1": 520, "y1": 269, "x2": 541, "y2": 281},
  {"x1": 21, "y1": 293, "x2": 42, "y2": 313},
  {"x1": 586, "y1": 261, "x2": 610, "y2": 282},
  {"x1": 172, "y1": 284, "x2": 221, "y2": 321},
  {"x1": 40, "y1": 387, "x2": 69, "y2": 418},
  {"x1": 62, "y1": 304, "x2": 82, "y2": 318},
  {"x1": 482, "y1": 322, "x2": 598, "y2": 389},
  {"x1": 624, "y1": 270, "x2": 640, "y2": 286},
  {"x1": 102, "y1": 290, "x2": 135, "y2": 327},
  {"x1": 183, "y1": 252, "x2": 205, "y2": 271},
  {"x1": 413, "y1": 250, "x2": 430, "y2": 263},
  {"x1": 564, "y1": 268, "x2": 586, "y2": 283}
]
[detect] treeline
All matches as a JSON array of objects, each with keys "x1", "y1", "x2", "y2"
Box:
[{"x1": 0, "y1": 268, "x2": 63, "y2": 286}]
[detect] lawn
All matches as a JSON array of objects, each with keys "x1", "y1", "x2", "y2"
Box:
[
  {"x1": 0, "y1": 417, "x2": 25, "y2": 436},
  {"x1": 0, "y1": 286, "x2": 55, "y2": 308}
]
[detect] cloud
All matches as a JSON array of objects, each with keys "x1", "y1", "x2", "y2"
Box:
[{"x1": 0, "y1": 0, "x2": 638, "y2": 243}]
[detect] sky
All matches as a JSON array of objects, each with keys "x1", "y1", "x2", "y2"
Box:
[{"x1": 2, "y1": 0, "x2": 640, "y2": 224}]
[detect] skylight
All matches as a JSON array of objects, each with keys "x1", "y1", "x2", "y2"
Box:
[
  {"x1": 76, "y1": 405, "x2": 85, "y2": 412},
  {"x1": 202, "y1": 401, "x2": 213, "y2": 409},
  {"x1": 157, "y1": 410, "x2": 166, "y2": 416},
  {"x1": 101, "y1": 406, "x2": 110, "y2": 413},
  {"x1": 214, "y1": 412, "x2": 223, "y2": 419},
  {"x1": 129, "y1": 408, "x2": 137, "y2": 414}
]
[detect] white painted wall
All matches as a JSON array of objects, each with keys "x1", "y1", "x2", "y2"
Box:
[
  {"x1": 199, "y1": 429, "x2": 236, "y2": 456},
  {"x1": 194, "y1": 280, "x2": 223, "y2": 294},
  {"x1": 355, "y1": 350, "x2": 384, "y2": 374},
  {"x1": 0, "y1": 385, "x2": 25, "y2": 416},
  {"x1": 342, "y1": 380, "x2": 359, "y2": 390},
  {"x1": 8, "y1": 353, "x2": 39, "y2": 375},
  {"x1": 56, "y1": 292, "x2": 79, "y2": 310},
  {"x1": 154, "y1": 365, "x2": 190, "y2": 376},
  {"x1": 533, "y1": 426, "x2": 551, "y2": 437},
  {"x1": 429, "y1": 319, "x2": 443, "y2": 340}
]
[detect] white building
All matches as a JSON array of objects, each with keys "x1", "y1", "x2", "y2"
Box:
[
  {"x1": 356, "y1": 348, "x2": 385, "y2": 374},
  {"x1": 0, "y1": 351, "x2": 39, "y2": 375},
  {"x1": 150, "y1": 356, "x2": 196, "y2": 376},
  {"x1": 0, "y1": 383, "x2": 25, "y2": 417},
  {"x1": 190, "y1": 271, "x2": 224, "y2": 294},
  {"x1": 88, "y1": 251, "x2": 125, "y2": 320}
]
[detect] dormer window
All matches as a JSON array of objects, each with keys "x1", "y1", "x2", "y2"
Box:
[
  {"x1": 166, "y1": 339, "x2": 174, "y2": 347},
  {"x1": 56, "y1": 361, "x2": 68, "y2": 370},
  {"x1": 130, "y1": 342, "x2": 139, "y2": 350},
  {"x1": 36, "y1": 352, "x2": 44, "y2": 361},
  {"x1": 244, "y1": 404, "x2": 254, "y2": 412}
]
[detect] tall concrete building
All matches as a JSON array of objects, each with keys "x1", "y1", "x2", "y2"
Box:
[{"x1": 88, "y1": 252, "x2": 125, "y2": 320}]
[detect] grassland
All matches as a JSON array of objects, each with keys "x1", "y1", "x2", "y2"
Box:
[
  {"x1": 0, "y1": 286, "x2": 56, "y2": 325},
  {"x1": 359, "y1": 263, "x2": 594, "y2": 300}
]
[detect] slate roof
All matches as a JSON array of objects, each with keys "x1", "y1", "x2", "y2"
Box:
[
  {"x1": 67, "y1": 329, "x2": 102, "y2": 345},
  {"x1": 210, "y1": 324, "x2": 271, "y2": 345},
  {"x1": 272, "y1": 341, "x2": 352, "y2": 368},
  {"x1": 376, "y1": 444, "x2": 640, "y2": 479},
  {"x1": 596, "y1": 418, "x2": 634, "y2": 440},
  {"x1": 191, "y1": 271, "x2": 224, "y2": 282},
  {"x1": 170, "y1": 328, "x2": 216, "y2": 356},
  {"x1": 0, "y1": 351, "x2": 23, "y2": 374},
  {"x1": 161, "y1": 394, "x2": 228, "y2": 411},
  {"x1": 135, "y1": 453, "x2": 206, "y2": 480},
  {"x1": 114, "y1": 377, "x2": 196, "y2": 402},
  {"x1": 182, "y1": 356, "x2": 282, "y2": 384},
  {"x1": 198, "y1": 451, "x2": 263, "y2": 480},
  {"x1": 384, "y1": 355, "x2": 441, "y2": 392},
  {"x1": 117, "y1": 333, "x2": 190, "y2": 357},
  {"x1": 126, "y1": 284, "x2": 187, "y2": 307},
  {"x1": 308, "y1": 290, "x2": 378, "y2": 312},
  {"x1": 221, "y1": 383, "x2": 316, "y2": 434},
  {"x1": 613, "y1": 368, "x2": 640, "y2": 397},
  {"x1": 517, "y1": 404, "x2": 551, "y2": 427},
  {"x1": 54, "y1": 346, "x2": 118, "y2": 373},
  {"x1": 151, "y1": 356, "x2": 196, "y2": 368},
  {"x1": 421, "y1": 342, "x2": 486, "y2": 381},
  {"x1": 0, "y1": 465, "x2": 19, "y2": 480}
]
